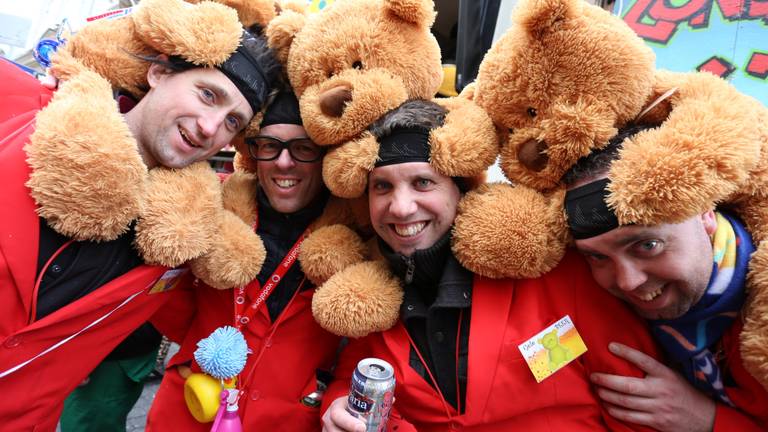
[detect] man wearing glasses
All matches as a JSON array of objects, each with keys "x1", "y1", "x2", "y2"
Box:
[{"x1": 148, "y1": 90, "x2": 343, "y2": 432}]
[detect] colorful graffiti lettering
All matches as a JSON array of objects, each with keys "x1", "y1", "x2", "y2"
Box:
[{"x1": 617, "y1": 0, "x2": 768, "y2": 105}]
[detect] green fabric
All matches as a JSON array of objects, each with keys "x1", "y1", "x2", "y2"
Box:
[{"x1": 60, "y1": 348, "x2": 158, "y2": 432}]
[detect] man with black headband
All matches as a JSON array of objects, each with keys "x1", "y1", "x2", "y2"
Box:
[
  {"x1": 321, "y1": 100, "x2": 661, "y2": 432},
  {"x1": 146, "y1": 89, "x2": 342, "y2": 431},
  {"x1": 563, "y1": 126, "x2": 768, "y2": 431},
  {"x1": 0, "y1": 23, "x2": 279, "y2": 430}
]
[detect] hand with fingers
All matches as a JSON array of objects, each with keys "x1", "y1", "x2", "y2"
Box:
[
  {"x1": 591, "y1": 342, "x2": 716, "y2": 432},
  {"x1": 322, "y1": 396, "x2": 366, "y2": 432}
]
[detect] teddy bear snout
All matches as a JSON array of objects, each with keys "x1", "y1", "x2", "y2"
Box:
[
  {"x1": 517, "y1": 138, "x2": 549, "y2": 172},
  {"x1": 319, "y1": 84, "x2": 353, "y2": 117}
]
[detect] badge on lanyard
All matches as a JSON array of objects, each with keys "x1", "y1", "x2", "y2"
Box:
[
  {"x1": 147, "y1": 268, "x2": 188, "y2": 295},
  {"x1": 518, "y1": 315, "x2": 587, "y2": 382}
]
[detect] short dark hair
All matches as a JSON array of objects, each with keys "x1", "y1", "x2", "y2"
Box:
[
  {"x1": 561, "y1": 123, "x2": 655, "y2": 186},
  {"x1": 368, "y1": 99, "x2": 447, "y2": 139}
]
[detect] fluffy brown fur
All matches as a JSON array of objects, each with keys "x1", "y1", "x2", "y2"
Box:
[
  {"x1": 454, "y1": 0, "x2": 768, "y2": 390},
  {"x1": 134, "y1": 162, "x2": 220, "y2": 266},
  {"x1": 26, "y1": 70, "x2": 146, "y2": 242},
  {"x1": 453, "y1": 184, "x2": 567, "y2": 279},
  {"x1": 311, "y1": 260, "x2": 403, "y2": 338}
]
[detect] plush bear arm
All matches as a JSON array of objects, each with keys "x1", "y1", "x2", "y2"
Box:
[
  {"x1": 312, "y1": 260, "x2": 403, "y2": 338},
  {"x1": 188, "y1": 210, "x2": 266, "y2": 289},
  {"x1": 134, "y1": 161, "x2": 220, "y2": 266},
  {"x1": 26, "y1": 70, "x2": 146, "y2": 241},
  {"x1": 322, "y1": 132, "x2": 380, "y2": 198},
  {"x1": 430, "y1": 97, "x2": 499, "y2": 178},
  {"x1": 608, "y1": 72, "x2": 764, "y2": 226},
  {"x1": 299, "y1": 224, "x2": 368, "y2": 286},
  {"x1": 452, "y1": 183, "x2": 569, "y2": 279}
]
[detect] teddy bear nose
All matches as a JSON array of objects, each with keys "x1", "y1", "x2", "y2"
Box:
[
  {"x1": 517, "y1": 139, "x2": 549, "y2": 172},
  {"x1": 319, "y1": 85, "x2": 353, "y2": 117}
]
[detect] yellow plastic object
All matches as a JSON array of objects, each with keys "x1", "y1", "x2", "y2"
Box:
[
  {"x1": 184, "y1": 373, "x2": 222, "y2": 423},
  {"x1": 438, "y1": 64, "x2": 458, "y2": 97}
]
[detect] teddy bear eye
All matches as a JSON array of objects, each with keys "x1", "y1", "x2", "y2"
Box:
[
  {"x1": 352, "y1": 61, "x2": 363, "y2": 70},
  {"x1": 527, "y1": 107, "x2": 537, "y2": 118}
]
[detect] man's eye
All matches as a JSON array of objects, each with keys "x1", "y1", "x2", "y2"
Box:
[
  {"x1": 415, "y1": 178, "x2": 434, "y2": 189},
  {"x1": 585, "y1": 253, "x2": 607, "y2": 262},
  {"x1": 226, "y1": 115, "x2": 240, "y2": 130},
  {"x1": 371, "y1": 181, "x2": 391, "y2": 192},
  {"x1": 201, "y1": 88, "x2": 215, "y2": 102},
  {"x1": 640, "y1": 240, "x2": 659, "y2": 251}
]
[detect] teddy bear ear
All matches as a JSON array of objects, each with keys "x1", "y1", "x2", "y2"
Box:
[
  {"x1": 383, "y1": 0, "x2": 437, "y2": 27},
  {"x1": 429, "y1": 97, "x2": 499, "y2": 178},
  {"x1": 206, "y1": 0, "x2": 279, "y2": 29},
  {"x1": 514, "y1": 0, "x2": 580, "y2": 39},
  {"x1": 323, "y1": 132, "x2": 381, "y2": 199},
  {"x1": 265, "y1": 5, "x2": 307, "y2": 66},
  {"x1": 132, "y1": 0, "x2": 242, "y2": 66}
]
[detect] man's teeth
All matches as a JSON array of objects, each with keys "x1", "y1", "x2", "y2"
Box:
[
  {"x1": 394, "y1": 222, "x2": 426, "y2": 237},
  {"x1": 179, "y1": 128, "x2": 197, "y2": 147},
  {"x1": 275, "y1": 179, "x2": 298, "y2": 188},
  {"x1": 638, "y1": 287, "x2": 663, "y2": 302}
]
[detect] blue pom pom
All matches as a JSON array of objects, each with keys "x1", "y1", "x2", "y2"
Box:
[{"x1": 194, "y1": 326, "x2": 248, "y2": 379}]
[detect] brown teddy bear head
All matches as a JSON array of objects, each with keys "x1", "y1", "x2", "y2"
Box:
[
  {"x1": 473, "y1": 0, "x2": 656, "y2": 191},
  {"x1": 266, "y1": 0, "x2": 443, "y2": 146}
]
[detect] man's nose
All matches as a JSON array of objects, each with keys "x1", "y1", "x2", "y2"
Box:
[
  {"x1": 197, "y1": 111, "x2": 226, "y2": 137},
  {"x1": 274, "y1": 148, "x2": 296, "y2": 169},
  {"x1": 614, "y1": 260, "x2": 647, "y2": 292},
  {"x1": 389, "y1": 189, "x2": 417, "y2": 218}
]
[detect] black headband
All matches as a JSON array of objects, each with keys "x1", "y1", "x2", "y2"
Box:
[
  {"x1": 260, "y1": 90, "x2": 302, "y2": 127},
  {"x1": 375, "y1": 126, "x2": 431, "y2": 167},
  {"x1": 217, "y1": 32, "x2": 270, "y2": 115},
  {"x1": 565, "y1": 178, "x2": 621, "y2": 239}
]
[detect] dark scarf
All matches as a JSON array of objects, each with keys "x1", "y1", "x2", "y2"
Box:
[{"x1": 650, "y1": 212, "x2": 752, "y2": 405}]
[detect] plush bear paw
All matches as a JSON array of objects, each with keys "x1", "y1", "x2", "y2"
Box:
[
  {"x1": 312, "y1": 261, "x2": 403, "y2": 338},
  {"x1": 135, "y1": 162, "x2": 220, "y2": 266},
  {"x1": 299, "y1": 224, "x2": 368, "y2": 286},
  {"x1": 189, "y1": 209, "x2": 267, "y2": 289},
  {"x1": 453, "y1": 183, "x2": 569, "y2": 279}
]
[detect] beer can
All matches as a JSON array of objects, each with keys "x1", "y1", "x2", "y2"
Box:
[{"x1": 346, "y1": 358, "x2": 396, "y2": 432}]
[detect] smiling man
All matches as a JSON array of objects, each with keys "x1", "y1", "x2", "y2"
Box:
[
  {"x1": 321, "y1": 100, "x2": 662, "y2": 432},
  {"x1": 147, "y1": 89, "x2": 347, "y2": 432},
  {"x1": 0, "y1": 26, "x2": 280, "y2": 431},
  {"x1": 562, "y1": 125, "x2": 768, "y2": 431}
]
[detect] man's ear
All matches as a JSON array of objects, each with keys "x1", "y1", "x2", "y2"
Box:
[
  {"x1": 702, "y1": 209, "x2": 718, "y2": 236},
  {"x1": 146, "y1": 55, "x2": 172, "y2": 89}
]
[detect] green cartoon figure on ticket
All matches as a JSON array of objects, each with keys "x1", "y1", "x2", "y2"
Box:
[{"x1": 539, "y1": 329, "x2": 571, "y2": 372}]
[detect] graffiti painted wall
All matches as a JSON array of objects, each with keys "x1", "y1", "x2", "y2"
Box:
[{"x1": 616, "y1": 0, "x2": 768, "y2": 105}]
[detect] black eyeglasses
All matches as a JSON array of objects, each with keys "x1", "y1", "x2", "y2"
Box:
[{"x1": 245, "y1": 136, "x2": 325, "y2": 163}]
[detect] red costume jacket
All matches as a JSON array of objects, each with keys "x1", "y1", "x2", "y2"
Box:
[
  {"x1": 325, "y1": 251, "x2": 662, "y2": 431},
  {"x1": 0, "y1": 59, "x2": 173, "y2": 432},
  {"x1": 712, "y1": 319, "x2": 768, "y2": 430},
  {"x1": 147, "y1": 276, "x2": 341, "y2": 431}
]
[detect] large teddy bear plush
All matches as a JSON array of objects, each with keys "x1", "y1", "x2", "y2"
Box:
[
  {"x1": 264, "y1": 0, "x2": 499, "y2": 337},
  {"x1": 454, "y1": 0, "x2": 768, "y2": 390},
  {"x1": 40, "y1": 0, "x2": 279, "y2": 289}
]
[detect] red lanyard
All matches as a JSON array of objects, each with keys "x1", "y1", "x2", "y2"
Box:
[
  {"x1": 403, "y1": 309, "x2": 464, "y2": 421},
  {"x1": 233, "y1": 225, "x2": 309, "y2": 330}
]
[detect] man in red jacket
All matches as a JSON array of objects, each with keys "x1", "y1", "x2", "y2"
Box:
[
  {"x1": 561, "y1": 125, "x2": 768, "y2": 431},
  {"x1": 321, "y1": 100, "x2": 662, "y2": 432},
  {"x1": 0, "y1": 24, "x2": 279, "y2": 431},
  {"x1": 147, "y1": 89, "x2": 344, "y2": 431}
]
